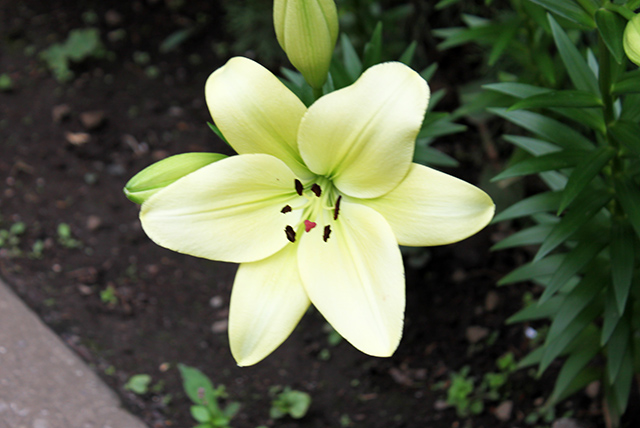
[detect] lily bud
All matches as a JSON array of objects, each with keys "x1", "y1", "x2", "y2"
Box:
[
  {"x1": 124, "y1": 152, "x2": 226, "y2": 204},
  {"x1": 274, "y1": 0, "x2": 339, "y2": 90},
  {"x1": 624, "y1": 13, "x2": 640, "y2": 66}
]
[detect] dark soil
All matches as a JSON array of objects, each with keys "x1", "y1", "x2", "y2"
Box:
[{"x1": 0, "y1": 1, "x2": 612, "y2": 427}]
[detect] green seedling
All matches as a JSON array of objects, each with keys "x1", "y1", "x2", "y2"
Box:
[
  {"x1": 0, "y1": 221, "x2": 26, "y2": 257},
  {"x1": 178, "y1": 363, "x2": 240, "y2": 428},
  {"x1": 39, "y1": 28, "x2": 105, "y2": 82},
  {"x1": 0, "y1": 73, "x2": 13, "y2": 92},
  {"x1": 100, "y1": 285, "x2": 118, "y2": 305},
  {"x1": 444, "y1": 353, "x2": 517, "y2": 417},
  {"x1": 269, "y1": 386, "x2": 311, "y2": 420},
  {"x1": 57, "y1": 223, "x2": 82, "y2": 248},
  {"x1": 125, "y1": 374, "x2": 152, "y2": 395}
]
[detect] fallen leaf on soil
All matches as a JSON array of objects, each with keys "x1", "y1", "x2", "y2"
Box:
[
  {"x1": 65, "y1": 131, "x2": 91, "y2": 145},
  {"x1": 494, "y1": 400, "x2": 513, "y2": 421},
  {"x1": 465, "y1": 325, "x2": 490, "y2": 344},
  {"x1": 80, "y1": 110, "x2": 106, "y2": 130}
]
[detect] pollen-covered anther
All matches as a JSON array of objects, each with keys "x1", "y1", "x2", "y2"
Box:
[
  {"x1": 333, "y1": 195, "x2": 342, "y2": 220},
  {"x1": 323, "y1": 225, "x2": 331, "y2": 242},
  {"x1": 311, "y1": 183, "x2": 322, "y2": 197},
  {"x1": 281, "y1": 205, "x2": 292, "y2": 213},
  {"x1": 285, "y1": 225, "x2": 296, "y2": 242},
  {"x1": 294, "y1": 179, "x2": 303, "y2": 196},
  {"x1": 304, "y1": 220, "x2": 317, "y2": 232}
]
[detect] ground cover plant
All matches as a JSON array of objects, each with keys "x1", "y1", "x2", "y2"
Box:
[{"x1": 1, "y1": 0, "x2": 640, "y2": 427}]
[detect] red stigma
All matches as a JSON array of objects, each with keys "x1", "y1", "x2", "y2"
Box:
[{"x1": 304, "y1": 220, "x2": 317, "y2": 232}]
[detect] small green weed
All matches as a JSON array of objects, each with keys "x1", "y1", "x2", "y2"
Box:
[
  {"x1": 57, "y1": 223, "x2": 82, "y2": 248},
  {"x1": 124, "y1": 374, "x2": 152, "y2": 395},
  {"x1": 0, "y1": 73, "x2": 13, "y2": 91},
  {"x1": 39, "y1": 28, "x2": 105, "y2": 82},
  {"x1": 178, "y1": 363, "x2": 240, "y2": 428},
  {"x1": 100, "y1": 285, "x2": 118, "y2": 306},
  {"x1": 440, "y1": 352, "x2": 517, "y2": 417},
  {"x1": 0, "y1": 221, "x2": 26, "y2": 257},
  {"x1": 269, "y1": 386, "x2": 311, "y2": 420}
]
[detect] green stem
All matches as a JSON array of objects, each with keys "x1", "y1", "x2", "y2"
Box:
[
  {"x1": 312, "y1": 86, "x2": 323, "y2": 101},
  {"x1": 604, "y1": 3, "x2": 636, "y2": 20}
]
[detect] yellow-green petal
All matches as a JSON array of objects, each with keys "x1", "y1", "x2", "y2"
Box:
[
  {"x1": 229, "y1": 244, "x2": 310, "y2": 366},
  {"x1": 124, "y1": 152, "x2": 227, "y2": 204},
  {"x1": 274, "y1": 0, "x2": 339, "y2": 89},
  {"x1": 298, "y1": 61, "x2": 429, "y2": 198},
  {"x1": 298, "y1": 201, "x2": 404, "y2": 357},
  {"x1": 205, "y1": 57, "x2": 312, "y2": 179},
  {"x1": 141, "y1": 154, "x2": 302, "y2": 263},
  {"x1": 358, "y1": 163, "x2": 495, "y2": 246}
]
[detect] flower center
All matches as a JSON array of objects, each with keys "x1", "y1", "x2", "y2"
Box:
[{"x1": 281, "y1": 177, "x2": 341, "y2": 243}]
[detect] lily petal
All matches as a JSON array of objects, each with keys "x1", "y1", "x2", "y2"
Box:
[
  {"x1": 141, "y1": 154, "x2": 302, "y2": 263},
  {"x1": 205, "y1": 57, "x2": 312, "y2": 179},
  {"x1": 298, "y1": 201, "x2": 404, "y2": 357},
  {"x1": 229, "y1": 244, "x2": 310, "y2": 366},
  {"x1": 358, "y1": 163, "x2": 495, "y2": 246},
  {"x1": 298, "y1": 62, "x2": 429, "y2": 198}
]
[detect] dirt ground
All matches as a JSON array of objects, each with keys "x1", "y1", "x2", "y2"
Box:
[{"x1": 0, "y1": 1, "x2": 626, "y2": 427}]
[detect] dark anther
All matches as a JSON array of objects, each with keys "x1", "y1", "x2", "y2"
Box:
[
  {"x1": 285, "y1": 225, "x2": 296, "y2": 242},
  {"x1": 323, "y1": 225, "x2": 332, "y2": 242},
  {"x1": 333, "y1": 195, "x2": 342, "y2": 220},
  {"x1": 294, "y1": 179, "x2": 303, "y2": 196},
  {"x1": 281, "y1": 205, "x2": 292, "y2": 214},
  {"x1": 311, "y1": 183, "x2": 322, "y2": 197}
]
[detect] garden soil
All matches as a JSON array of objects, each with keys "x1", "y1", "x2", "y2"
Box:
[{"x1": 0, "y1": 1, "x2": 632, "y2": 427}]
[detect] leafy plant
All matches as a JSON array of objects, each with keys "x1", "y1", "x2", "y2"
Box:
[
  {"x1": 124, "y1": 374, "x2": 152, "y2": 395},
  {"x1": 443, "y1": 353, "x2": 517, "y2": 417},
  {"x1": 39, "y1": 28, "x2": 105, "y2": 82},
  {"x1": 178, "y1": 363, "x2": 240, "y2": 428},
  {"x1": 57, "y1": 223, "x2": 82, "y2": 249},
  {"x1": 487, "y1": 1, "x2": 640, "y2": 426},
  {"x1": 0, "y1": 221, "x2": 26, "y2": 257},
  {"x1": 269, "y1": 386, "x2": 312, "y2": 420}
]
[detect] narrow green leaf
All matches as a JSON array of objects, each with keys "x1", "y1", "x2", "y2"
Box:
[
  {"x1": 548, "y1": 339, "x2": 600, "y2": 405},
  {"x1": 611, "y1": 351, "x2": 633, "y2": 415},
  {"x1": 362, "y1": 22, "x2": 383, "y2": 70},
  {"x1": 488, "y1": 23, "x2": 518, "y2": 65},
  {"x1": 534, "y1": 190, "x2": 612, "y2": 262},
  {"x1": 544, "y1": 265, "x2": 605, "y2": 341},
  {"x1": 417, "y1": 119, "x2": 466, "y2": 140},
  {"x1": 435, "y1": 0, "x2": 462, "y2": 9},
  {"x1": 489, "y1": 108, "x2": 594, "y2": 150},
  {"x1": 492, "y1": 150, "x2": 587, "y2": 182},
  {"x1": 595, "y1": 9, "x2": 626, "y2": 64},
  {"x1": 602, "y1": 286, "x2": 622, "y2": 346},
  {"x1": 484, "y1": 82, "x2": 550, "y2": 98},
  {"x1": 340, "y1": 34, "x2": 362, "y2": 82},
  {"x1": 612, "y1": 69, "x2": 640, "y2": 95},
  {"x1": 413, "y1": 146, "x2": 459, "y2": 168},
  {"x1": 436, "y1": 24, "x2": 507, "y2": 50},
  {"x1": 549, "y1": 366, "x2": 601, "y2": 405},
  {"x1": 558, "y1": 145, "x2": 616, "y2": 214},
  {"x1": 506, "y1": 295, "x2": 564, "y2": 324},
  {"x1": 498, "y1": 254, "x2": 566, "y2": 285},
  {"x1": 621, "y1": 93, "x2": 640, "y2": 122},
  {"x1": 420, "y1": 63, "x2": 438, "y2": 82},
  {"x1": 398, "y1": 41, "x2": 417, "y2": 66},
  {"x1": 491, "y1": 224, "x2": 554, "y2": 250},
  {"x1": 539, "y1": 241, "x2": 606, "y2": 304},
  {"x1": 518, "y1": 346, "x2": 546, "y2": 369},
  {"x1": 492, "y1": 191, "x2": 562, "y2": 223},
  {"x1": 527, "y1": 0, "x2": 595, "y2": 28},
  {"x1": 606, "y1": 315, "x2": 630, "y2": 383},
  {"x1": 615, "y1": 175, "x2": 640, "y2": 239},
  {"x1": 548, "y1": 14, "x2": 599, "y2": 94},
  {"x1": 503, "y1": 135, "x2": 559, "y2": 156},
  {"x1": 610, "y1": 221, "x2": 635, "y2": 314},
  {"x1": 609, "y1": 120, "x2": 640, "y2": 155},
  {"x1": 539, "y1": 301, "x2": 601, "y2": 374},
  {"x1": 509, "y1": 90, "x2": 603, "y2": 110}
]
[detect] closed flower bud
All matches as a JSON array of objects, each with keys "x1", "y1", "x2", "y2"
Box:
[
  {"x1": 274, "y1": 0, "x2": 339, "y2": 89},
  {"x1": 124, "y1": 152, "x2": 226, "y2": 204},
  {"x1": 624, "y1": 13, "x2": 640, "y2": 66}
]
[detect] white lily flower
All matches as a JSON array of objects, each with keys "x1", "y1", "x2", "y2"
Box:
[{"x1": 136, "y1": 57, "x2": 495, "y2": 366}]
